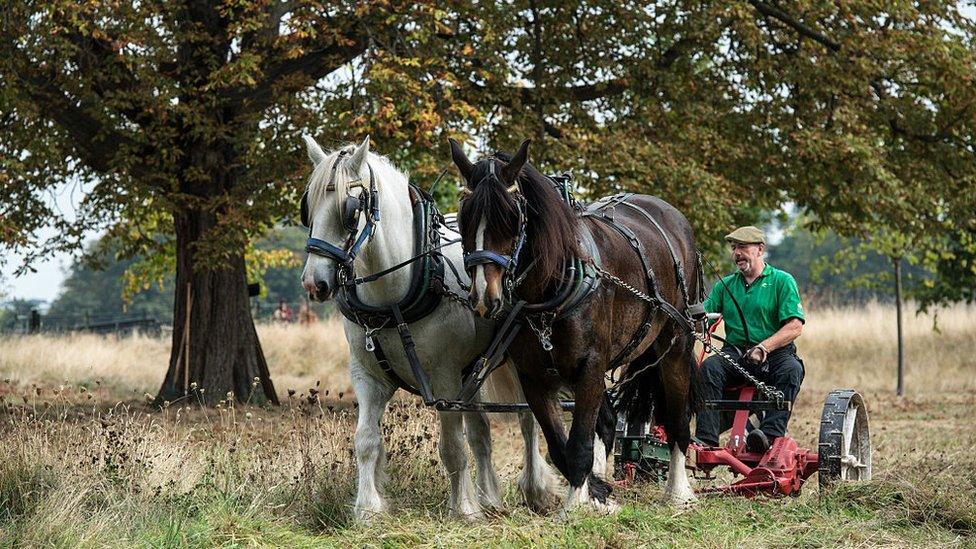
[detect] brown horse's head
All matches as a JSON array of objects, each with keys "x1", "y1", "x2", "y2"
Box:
[{"x1": 450, "y1": 138, "x2": 580, "y2": 317}]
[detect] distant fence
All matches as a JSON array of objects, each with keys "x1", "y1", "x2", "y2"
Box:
[
  {"x1": 3, "y1": 311, "x2": 163, "y2": 336},
  {"x1": 0, "y1": 299, "x2": 337, "y2": 336}
]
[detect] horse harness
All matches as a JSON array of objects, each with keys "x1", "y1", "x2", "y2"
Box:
[
  {"x1": 583, "y1": 195, "x2": 785, "y2": 402},
  {"x1": 581, "y1": 193, "x2": 705, "y2": 368},
  {"x1": 302, "y1": 151, "x2": 452, "y2": 400},
  {"x1": 301, "y1": 159, "x2": 782, "y2": 409}
]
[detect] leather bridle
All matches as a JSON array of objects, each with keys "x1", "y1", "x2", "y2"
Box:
[
  {"x1": 300, "y1": 149, "x2": 380, "y2": 281},
  {"x1": 460, "y1": 158, "x2": 529, "y2": 301}
]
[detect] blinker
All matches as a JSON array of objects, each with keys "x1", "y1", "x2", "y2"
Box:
[
  {"x1": 342, "y1": 193, "x2": 363, "y2": 232},
  {"x1": 300, "y1": 191, "x2": 310, "y2": 227}
]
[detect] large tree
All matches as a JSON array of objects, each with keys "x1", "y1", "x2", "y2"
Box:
[
  {"x1": 3, "y1": 2, "x2": 974, "y2": 405},
  {"x1": 1, "y1": 2, "x2": 375, "y2": 404}
]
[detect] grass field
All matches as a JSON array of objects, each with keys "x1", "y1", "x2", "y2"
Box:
[{"x1": 0, "y1": 302, "x2": 974, "y2": 547}]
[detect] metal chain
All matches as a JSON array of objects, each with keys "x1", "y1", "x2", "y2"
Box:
[
  {"x1": 592, "y1": 262, "x2": 784, "y2": 403},
  {"x1": 690, "y1": 330, "x2": 784, "y2": 402},
  {"x1": 441, "y1": 285, "x2": 473, "y2": 310},
  {"x1": 525, "y1": 312, "x2": 555, "y2": 351},
  {"x1": 592, "y1": 264, "x2": 658, "y2": 305},
  {"x1": 606, "y1": 329, "x2": 678, "y2": 393}
]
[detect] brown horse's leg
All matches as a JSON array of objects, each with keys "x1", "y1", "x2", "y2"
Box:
[
  {"x1": 518, "y1": 372, "x2": 570, "y2": 479},
  {"x1": 563, "y1": 353, "x2": 615, "y2": 508},
  {"x1": 658, "y1": 329, "x2": 700, "y2": 506}
]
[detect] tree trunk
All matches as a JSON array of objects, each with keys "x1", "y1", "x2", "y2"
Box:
[{"x1": 156, "y1": 207, "x2": 279, "y2": 406}]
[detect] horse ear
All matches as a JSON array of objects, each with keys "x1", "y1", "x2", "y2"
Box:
[
  {"x1": 348, "y1": 135, "x2": 370, "y2": 171},
  {"x1": 449, "y1": 138, "x2": 474, "y2": 183},
  {"x1": 303, "y1": 135, "x2": 327, "y2": 166},
  {"x1": 502, "y1": 139, "x2": 531, "y2": 182}
]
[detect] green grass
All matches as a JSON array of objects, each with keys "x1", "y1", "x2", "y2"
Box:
[
  {"x1": 0, "y1": 395, "x2": 972, "y2": 548},
  {"x1": 2, "y1": 478, "x2": 967, "y2": 547}
]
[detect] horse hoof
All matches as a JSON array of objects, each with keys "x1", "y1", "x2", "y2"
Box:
[
  {"x1": 521, "y1": 484, "x2": 562, "y2": 514},
  {"x1": 478, "y1": 500, "x2": 505, "y2": 517},
  {"x1": 353, "y1": 505, "x2": 386, "y2": 524},
  {"x1": 451, "y1": 500, "x2": 485, "y2": 521},
  {"x1": 455, "y1": 508, "x2": 484, "y2": 521},
  {"x1": 519, "y1": 470, "x2": 563, "y2": 514},
  {"x1": 595, "y1": 498, "x2": 621, "y2": 515},
  {"x1": 669, "y1": 491, "x2": 698, "y2": 510}
]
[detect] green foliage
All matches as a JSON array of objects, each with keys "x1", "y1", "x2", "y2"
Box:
[
  {"x1": 768, "y1": 222, "x2": 930, "y2": 306},
  {"x1": 1, "y1": 1, "x2": 975, "y2": 307},
  {"x1": 0, "y1": 298, "x2": 45, "y2": 332},
  {"x1": 45, "y1": 227, "x2": 310, "y2": 323},
  {"x1": 914, "y1": 234, "x2": 976, "y2": 310},
  {"x1": 256, "y1": 226, "x2": 311, "y2": 304},
  {"x1": 46, "y1": 243, "x2": 175, "y2": 324}
]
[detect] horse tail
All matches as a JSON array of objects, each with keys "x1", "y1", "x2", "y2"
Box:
[
  {"x1": 614, "y1": 324, "x2": 703, "y2": 429},
  {"x1": 614, "y1": 353, "x2": 663, "y2": 427},
  {"x1": 480, "y1": 359, "x2": 524, "y2": 405}
]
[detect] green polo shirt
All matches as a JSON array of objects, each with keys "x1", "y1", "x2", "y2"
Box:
[{"x1": 704, "y1": 263, "x2": 805, "y2": 347}]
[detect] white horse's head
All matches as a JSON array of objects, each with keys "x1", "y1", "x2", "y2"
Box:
[{"x1": 300, "y1": 135, "x2": 380, "y2": 302}]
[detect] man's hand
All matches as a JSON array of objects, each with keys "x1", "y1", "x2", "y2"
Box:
[{"x1": 745, "y1": 344, "x2": 768, "y2": 364}]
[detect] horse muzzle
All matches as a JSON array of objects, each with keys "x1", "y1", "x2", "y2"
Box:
[
  {"x1": 303, "y1": 276, "x2": 337, "y2": 302},
  {"x1": 470, "y1": 292, "x2": 502, "y2": 318}
]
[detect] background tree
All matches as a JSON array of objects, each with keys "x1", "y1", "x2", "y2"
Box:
[
  {"x1": 46, "y1": 242, "x2": 176, "y2": 325},
  {"x1": 3, "y1": 2, "x2": 974, "y2": 404},
  {"x1": 0, "y1": 2, "x2": 412, "y2": 404}
]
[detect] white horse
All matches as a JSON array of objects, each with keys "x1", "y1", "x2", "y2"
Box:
[{"x1": 300, "y1": 136, "x2": 560, "y2": 520}]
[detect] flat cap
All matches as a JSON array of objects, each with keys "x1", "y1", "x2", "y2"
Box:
[{"x1": 725, "y1": 225, "x2": 766, "y2": 245}]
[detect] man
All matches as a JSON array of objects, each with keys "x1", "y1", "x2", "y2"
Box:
[{"x1": 695, "y1": 226, "x2": 805, "y2": 453}]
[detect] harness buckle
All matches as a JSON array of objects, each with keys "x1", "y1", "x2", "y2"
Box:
[{"x1": 364, "y1": 324, "x2": 383, "y2": 352}]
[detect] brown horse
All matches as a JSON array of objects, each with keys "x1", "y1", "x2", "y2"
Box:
[{"x1": 450, "y1": 138, "x2": 703, "y2": 511}]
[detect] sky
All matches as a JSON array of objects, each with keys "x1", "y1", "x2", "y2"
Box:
[{"x1": 2, "y1": 179, "x2": 90, "y2": 304}]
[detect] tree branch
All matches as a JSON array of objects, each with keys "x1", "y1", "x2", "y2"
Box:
[
  {"x1": 61, "y1": 30, "x2": 149, "y2": 126},
  {"x1": 227, "y1": 32, "x2": 367, "y2": 116},
  {"x1": 512, "y1": 34, "x2": 694, "y2": 105},
  {"x1": 748, "y1": 1, "x2": 841, "y2": 52},
  {"x1": 12, "y1": 69, "x2": 132, "y2": 174}
]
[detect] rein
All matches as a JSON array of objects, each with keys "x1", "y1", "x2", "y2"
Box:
[{"x1": 351, "y1": 237, "x2": 461, "y2": 286}]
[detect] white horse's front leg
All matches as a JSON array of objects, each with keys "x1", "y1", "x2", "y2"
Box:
[
  {"x1": 464, "y1": 411, "x2": 503, "y2": 511},
  {"x1": 439, "y1": 411, "x2": 483, "y2": 519},
  {"x1": 517, "y1": 411, "x2": 562, "y2": 512},
  {"x1": 350, "y1": 364, "x2": 396, "y2": 522}
]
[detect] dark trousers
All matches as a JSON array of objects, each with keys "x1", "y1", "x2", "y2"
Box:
[{"x1": 695, "y1": 343, "x2": 804, "y2": 445}]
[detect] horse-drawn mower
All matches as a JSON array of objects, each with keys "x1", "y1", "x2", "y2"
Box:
[{"x1": 613, "y1": 381, "x2": 872, "y2": 497}]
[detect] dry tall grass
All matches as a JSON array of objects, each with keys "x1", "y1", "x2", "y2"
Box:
[
  {"x1": 797, "y1": 302, "x2": 976, "y2": 394},
  {"x1": 0, "y1": 303, "x2": 973, "y2": 546},
  {"x1": 0, "y1": 316, "x2": 352, "y2": 398},
  {"x1": 1, "y1": 302, "x2": 971, "y2": 401}
]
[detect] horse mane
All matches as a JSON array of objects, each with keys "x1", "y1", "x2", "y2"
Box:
[
  {"x1": 306, "y1": 144, "x2": 407, "y2": 218},
  {"x1": 459, "y1": 151, "x2": 581, "y2": 287}
]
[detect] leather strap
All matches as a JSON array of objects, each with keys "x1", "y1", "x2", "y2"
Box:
[
  {"x1": 392, "y1": 304, "x2": 435, "y2": 404},
  {"x1": 369, "y1": 336, "x2": 421, "y2": 395}
]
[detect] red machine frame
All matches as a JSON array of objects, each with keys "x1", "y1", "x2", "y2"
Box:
[
  {"x1": 615, "y1": 383, "x2": 871, "y2": 496},
  {"x1": 614, "y1": 316, "x2": 871, "y2": 496},
  {"x1": 691, "y1": 386, "x2": 819, "y2": 496}
]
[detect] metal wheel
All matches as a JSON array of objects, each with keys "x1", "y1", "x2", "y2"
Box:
[{"x1": 818, "y1": 389, "x2": 872, "y2": 489}]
